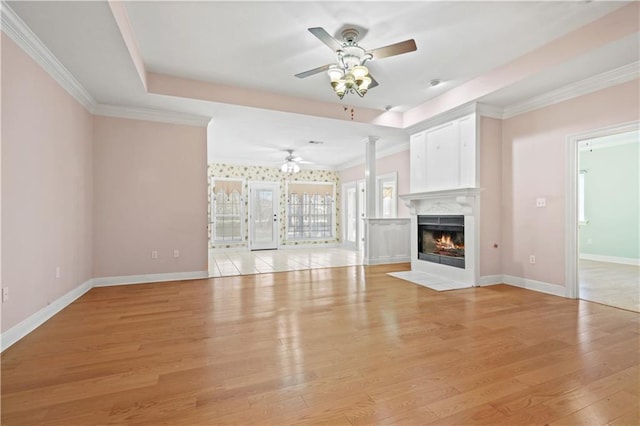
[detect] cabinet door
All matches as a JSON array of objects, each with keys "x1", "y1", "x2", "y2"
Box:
[
  {"x1": 425, "y1": 122, "x2": 459, "y2": 191},
  {"x1": 458, "y1": 114, "x2": 476, "y2": 188},
  {"x1": 410, "y1": 131, "x2": 427, "y2": 193}
]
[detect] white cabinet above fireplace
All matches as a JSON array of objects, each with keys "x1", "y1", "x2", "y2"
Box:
[{"x1": 410, "y1": 113, "x2": 477, "y2": 193}]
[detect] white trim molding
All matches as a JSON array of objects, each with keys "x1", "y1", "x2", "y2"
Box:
[
  {"x1": 0, "y1": 1, "x2": 96, "y2": 111},
  {"x1": 93, "y1": 104, "x2": 211, "y2": 127},
  {"x1": 580, "y1": 254, "x2": 640, "y2": 266},
  {"x1": 93, "y1": 271, "x2": 209, "y2": 287},
  {"x1": 503, "y1": 62, "x2": 640, "y2": 119},
  {"x1": 478, "y1": 275, "x2": 504, "y2": 286},
  {"x1": 565, "y1": 121, "x2": 640, "y2": 300},
  {"x1": 1, "y1": 2, "x2": 212, "y2": 128},
  {"x1": 481, "y1": 274, "x2": 565, "y2": 298},
  {"x1": 1, "y1": 279, "x2": 94, "y2": 351},
  {"x1": 1, "y1": 270, "x2": 210, "y2": 351}
]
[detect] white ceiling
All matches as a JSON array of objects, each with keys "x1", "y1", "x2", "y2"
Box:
[{"x1": 6, "y1": 1, "x2": 638, "y2": 169}]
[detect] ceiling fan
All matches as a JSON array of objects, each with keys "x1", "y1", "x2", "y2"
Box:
[
  {"x1": 280, "y1": 149, "x2": 308, "y2": 173},
  {"x1": 295, "y1": 27, "x2": 417, "y2": 99}
]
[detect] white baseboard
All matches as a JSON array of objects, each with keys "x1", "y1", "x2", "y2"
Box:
[
  {"x1": 93, "y1": 271, "x2": 209, "y2": 287},
  {"x1": 365, "y1": 255, "x2": 411, "y2": 265},
  {"x1": 479, "y1": 274, "x2": 565, "y2": 297},
  {"x1": 1, "y1": 278, "x2": 94, "y2": 352},
  {"x1": 501, "y1": 274, "x2": 566, "y2": 297},
  {"x1": 1, "y1": 270, "x2": 211, "y2": 352},
  {"x1": 478, "y1": 275, "x2": 504, "y2": 286},
  {"x1": 580, "y1": 253, "x2": 640, "y2": 266}
]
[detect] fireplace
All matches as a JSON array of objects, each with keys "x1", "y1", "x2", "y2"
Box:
[{"x1": 417, "y1": 215, "x2": 465, "y2": 269}]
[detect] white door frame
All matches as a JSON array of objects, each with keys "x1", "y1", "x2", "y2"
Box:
[
  {"x1": 564, "y1": 121, "x2": 639, "y2": 298},
  {"x1": 248, "y1": 181, "x2": 279, "y2": 250}
]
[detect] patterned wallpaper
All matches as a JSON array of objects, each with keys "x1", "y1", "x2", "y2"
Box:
[{"x1": 208, "y1": 163, "x2": 341, "y2": 249}]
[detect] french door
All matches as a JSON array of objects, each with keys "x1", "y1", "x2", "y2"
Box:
[{"x1": 248, "y1": 182, "x2": 279, "y2": 250}]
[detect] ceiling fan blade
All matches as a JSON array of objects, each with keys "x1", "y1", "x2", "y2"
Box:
[
  {"x1": 368, "y1": 74, "x2": 379, "y2": 89},
  {"x1": 308, "y1": 27, "x2": 343, "y2": 52},
  {"x1": 295, "y1": 63, "x2": 332, "y2": 79},
  {"x1": 368, "y1": 39, "x2": 417, "y2": 60}
]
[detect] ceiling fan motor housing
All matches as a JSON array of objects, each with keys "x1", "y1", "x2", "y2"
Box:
[{"x1": 341, "y1": 28, "x2": 359, "y2": 44}]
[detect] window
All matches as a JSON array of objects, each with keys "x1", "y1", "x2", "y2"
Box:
[
  {"x1": 211, "y1": 179, "x2": 244, "y2": 242},
  {"x1": 377, "y1": 172, "x2": 398, "y2": 218},
  {"x1": 287, "y1": 182, "x2": 335, "y2": 240}
]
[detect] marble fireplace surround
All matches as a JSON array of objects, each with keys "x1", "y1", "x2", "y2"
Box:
[{"x1": 400, "y1": 188, "x2": 480, "y2": 286}]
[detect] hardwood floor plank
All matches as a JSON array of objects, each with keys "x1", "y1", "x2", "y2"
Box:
[
  {"x1": 2, "y1": 264, "x2": 638, "y2": 425},
  {"x1": 549, "y1": 390, "x2": 638, "y2": 425}
]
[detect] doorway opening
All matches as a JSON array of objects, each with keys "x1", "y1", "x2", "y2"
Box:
[{"x1": 567, "y1": 122, "x2": 639, "y2": 312}]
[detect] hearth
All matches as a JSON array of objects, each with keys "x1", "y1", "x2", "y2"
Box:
[{"x1": 417, "y1": 215, "x2": 465, "y2": 269}]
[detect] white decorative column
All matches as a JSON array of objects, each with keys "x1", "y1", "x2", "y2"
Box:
[
  {"x1": 363, "y1": 136, "x2": 378, "y2": 264},
  {"x1": 364, "y1": 136, "x2": 378, "y2": 219}
]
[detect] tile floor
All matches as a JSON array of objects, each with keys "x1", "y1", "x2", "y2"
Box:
[
  {"x1": 208, "y1": 247, "x2": 363, "y2": 277},
  {"x1": 579, "y1": 259, "x2": 640, "y2": 312},
  {"x1": 387, "y1": 270, "x2": 472, "y2": 291}
]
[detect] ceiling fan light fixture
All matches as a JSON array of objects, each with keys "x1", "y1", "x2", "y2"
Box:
[
  {"x1": 280, "y1": 161, "x2": 300, "y2": 173},
  {"x1": 351, "y1": 65, "x2": 368, "y2": 80},
  {"x1": 297, "y1": 27, "x2": 417, "y2": 100},
  {"x1": 334, "y1": 80, "x2": 347, "y2": 99},
  {"x1": 358, "y1": 75, "x2": 372, "y2": 92},
  {"x1": 328, "y1": 65, "x2": 343, "y2": 83}
]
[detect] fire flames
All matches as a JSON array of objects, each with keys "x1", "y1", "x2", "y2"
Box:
[{"x1": 436, "y1": 234, "x2": 463, "y2": 250}]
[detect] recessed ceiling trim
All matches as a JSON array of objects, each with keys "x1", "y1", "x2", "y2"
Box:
[
  {"x1": 0, "y1": 1, "x2": 95, "y2": 111},
  {"x1": 146, "y1": 71, "x2": 404, "y2": 128},
  {"x1": 502, "y1": 61, "x2": 640, "y2": 119},
  {"x1": 93, "y1": 104, "x2": 211, "y2": 127},
  {"x1": 107, "y1": 0, "x2": 147, "y2": 91},
  {"x1": 403, "y1": 2, "x2": 639, "y2": 128}
]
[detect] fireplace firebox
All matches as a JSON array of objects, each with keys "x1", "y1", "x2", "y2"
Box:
[{"x1": 417, "y1": 215, "x2": 465, "y2": 268}]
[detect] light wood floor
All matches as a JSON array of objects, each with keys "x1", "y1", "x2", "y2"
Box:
[
  {"x1": 579, "y1": 259, "x2": 640, "y2": 312},
  {"x1": 2, "y1": 264, "x2": 639, "y2": 425}
]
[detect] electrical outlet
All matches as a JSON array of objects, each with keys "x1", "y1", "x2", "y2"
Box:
[
  {"x1": 536, "y1": 198, "x2": 546, "y2": 207},
  {"x1": 587, "y1": 238, "x2": 593, "y2": 244},
  {"x1": 56, "y1": 266, "x2": 61, "y2": 279},
  {"x1": 529, "y1": 255, "x2": 536, "y2": 264},
  {"x1": 151, "y1": 250, "x2": 158, "y2": 259},
  {"x1": 2, "y1": 287, "x2": 8, "y2": 302},
  {"x1": 173, "y1": 249, "x2": 180, "y2": 258}
]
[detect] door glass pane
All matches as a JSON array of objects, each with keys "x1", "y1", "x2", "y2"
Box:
[
  {"x1": 347, "y1": 188, "x2": 356, "y2": 242},
  {"x1": 254, "y1": 189, "x2": 273, "y2": 243}
]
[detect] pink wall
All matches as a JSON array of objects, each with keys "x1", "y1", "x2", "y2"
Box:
[
  {"x1": 1, "y1": 35, "x2": 93, "y2": 332},
  {"x1": 339, "y1": 149, "x2": 411, "y2": 218},
  {"x1": 479, "y1": 117, "x2": 503, "y2": 277},
  {"x1": 501, "y1": 78, "x2": 640, "y2": 286},
  {"x1": 92, "y1": 116, "x2": 208, "y2": 277}
]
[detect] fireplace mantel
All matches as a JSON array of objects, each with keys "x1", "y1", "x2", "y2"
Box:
[
  {"x1": 400, "y1": 188, "x2": 481, "y2": 215},
  {"x1": 401, "y1": 187, "x2": 480, "y2": 285}
]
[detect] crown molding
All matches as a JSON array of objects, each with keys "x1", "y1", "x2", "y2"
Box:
[
  {"x1": 1, "y1": 2, "x2": 212, "y2": 128},
  {"x1": 1, "y1": 1, "x2": 96, "y2": 111},
  {"x1": 93, "y1": 104, "x2": 211, "y2": 127},
  {"x1": 502, "y1": 61, "x2": 640, "y2": 119},
  {"x1": 476, "y1": 103, "x2": 504, "y2": 119}
]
